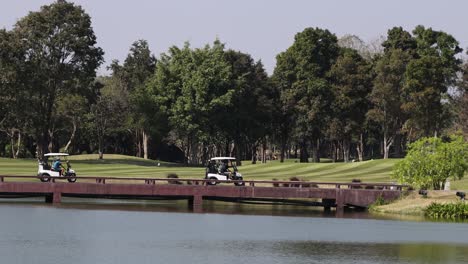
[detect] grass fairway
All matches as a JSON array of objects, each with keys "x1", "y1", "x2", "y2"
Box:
[{"x1": 0, "y1": 154, "x2": 467, "y2": 189}]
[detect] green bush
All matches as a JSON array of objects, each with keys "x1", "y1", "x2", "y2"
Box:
[
  {"x1": 368, "y1": 195, "x2": 388, "y2": 210},
  {"x1": 425, "y1": 202, "x2": 468, "y2": 219},
  {"x1": 393, "y1": 135, "x2": 468, "y2": 190}
]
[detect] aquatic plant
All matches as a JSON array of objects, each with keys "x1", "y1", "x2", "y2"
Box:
[{"x1": 425, "y1": 202, "x2": 468, "y2": 219}]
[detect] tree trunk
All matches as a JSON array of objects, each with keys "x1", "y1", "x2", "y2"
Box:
[
  {"x1": 251, "y1": 144, "x2": 257, "y2": 164},
  {"x1": 143, "y1": 130, "x2": 149, "y2": 160},
  {"x1": 10, "y1": 130, "x2": 17, "y2": 159},
  {"x1": 280, "y1": 140, "x2": 286, "y2": 163},
  {"x1": 299, "y1": 139, "x2": 309, "y2": 163},
  {"x1": 64, "y1": 122, "x2": 77, "y2": 153},
  {"x1": 332, "y1": 141, "x2": 338, "y2": 162},
  {"x1": 38, "y1": 129, "x2": 49, "y2": 160},
  {"x1": 262, "y1": 140, "x2": 267, "y2": 163},
  {"x1": 311, "y1": 138, "x2": 320, "y2": 163},
  {"x1": 356, "y1": 133, "x2": 364, "y2": 162},
  {"x1": 235, "y1": 140, "x2": 242, "y2": 166},
  {"x1": 48, "y1": 129, "x2": 54, "y2": 153},
  {"x1": 343, "y1": 139, "x2": 350, "y2": 162},
  {"x1": 383, "y1": 133, "x2": 394, "y2": 159},
  {"x1": 135, "y1": 130, "x2": 142, "y2": 158}
]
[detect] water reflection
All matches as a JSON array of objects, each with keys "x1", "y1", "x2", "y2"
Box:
[
  {"x1": 1, "y1": 201, "x2": 468, "y2": 264},
  {"x1": 1, "y1": 196, "x2": 467, "y2": 224},
  {"x1": 269, "y1": 242, "x2": 468, "y2": 264}
]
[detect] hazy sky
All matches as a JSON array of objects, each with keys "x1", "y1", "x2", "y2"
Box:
[{"x1": 1, "y1": 0, "x2": 467, "y2": 75}]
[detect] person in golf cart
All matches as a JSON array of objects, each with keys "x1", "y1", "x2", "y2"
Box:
[
  {"x1": 52, "y1": 157, "x2": 64, "y2": 175},
  {"x1": 218, "y1": 160, "x2": 231, "y2": 176}
]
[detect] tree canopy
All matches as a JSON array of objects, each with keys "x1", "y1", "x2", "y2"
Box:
[{"x1": 1, "y1": 1, "x2": 467, "y2": 166}]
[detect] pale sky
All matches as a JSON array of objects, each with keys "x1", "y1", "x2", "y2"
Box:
[{"x1": 1, "y1": 0, "x2": 467, "y2": 75}]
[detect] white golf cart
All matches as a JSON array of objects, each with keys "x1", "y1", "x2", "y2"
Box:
[
  {"x1": 205, "y1": 157, "x2": 245, "y2": 186},
  {"x1": 37, "y1": 153, "x2": 77, "y2": 183}
]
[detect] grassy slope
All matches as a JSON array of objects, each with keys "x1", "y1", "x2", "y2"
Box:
[
  {"x1": 371, "y1": 191, "x2": 463, "y2": 215},
  {"x1": 1, "y1": 154, "x2": 467, "y2": 189}
]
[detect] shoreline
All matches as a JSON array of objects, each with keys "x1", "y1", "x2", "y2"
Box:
[{"x1": 371, "y1": 190, "x2": 463, "y2": 216}]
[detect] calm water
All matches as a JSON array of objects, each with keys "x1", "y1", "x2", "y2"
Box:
[{"x1": 1, "y1": 199, "x2": 468, "y2": 264}]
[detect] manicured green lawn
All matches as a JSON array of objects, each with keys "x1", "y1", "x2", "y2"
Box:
[{"x1": 1, "y1": 154, "x2": 467, "y2": 190}]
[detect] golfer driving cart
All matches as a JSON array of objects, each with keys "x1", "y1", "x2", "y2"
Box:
[
  {"x1": 37, "y1": 153, "x2": 77, "y2": 183},
  {"x1": 205, "y1": 157, "x2": 245, "y2": 186}
]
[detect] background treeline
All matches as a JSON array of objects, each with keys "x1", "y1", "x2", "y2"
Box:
[{"x1": 0, "y1": 1, "x2": 467, "y2": 164}]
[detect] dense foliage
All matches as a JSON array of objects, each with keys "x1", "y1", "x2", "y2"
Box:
[
  {"x1": 393, "y1": 136, "x2": 468, "y2": 189},
  {"x1": 1, "y1": 1, "x2": 467, "y2": 165},
  {"x1": 425, "y1": 202, "x2": 468, "y2": 219}
]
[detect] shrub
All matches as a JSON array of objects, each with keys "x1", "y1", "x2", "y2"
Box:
[
  {"x1": 351, "y1": 179, "x2": 362, "y2": 189},
  {"x1": 425, "y1": 202, "x2": 468, "y2": 219},
  {"x1": 272, "y1": 178, "x2": 279, "y2": 187},
  {"x1": 167, "y1": 173, "x2": 182, "y2": 185},
  {"x1": 368, "y1": 195, "x2": 389, "y2": 210},
  {"x1": 289, "y1": 177, "x2": 301, "y2": 187},
  {"x1": 393, "y1": 135, "x2": 468, "y2": 190}
]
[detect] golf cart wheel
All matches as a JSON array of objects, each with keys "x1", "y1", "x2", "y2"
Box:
[
  {"x1": 67, "y1": 173, "x2": 77, "y2": 183},
  {"x1": 234, "y1": 178, "x2": 245, "y2": 186},
  {"x1": 207, "y1": 177, "x2": 218, "y2": 186},
  {"x1": 39, "y1": 173, "x2": 50, "y2": 182}
]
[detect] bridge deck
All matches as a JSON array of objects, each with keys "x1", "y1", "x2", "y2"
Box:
[{"x1": 0, "y1": 176, "x2": 406, "y2": 213}]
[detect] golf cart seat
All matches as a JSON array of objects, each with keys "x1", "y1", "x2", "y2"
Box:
[{"x1": 39, "y1": 161, "x2": 51, "y2": 170}]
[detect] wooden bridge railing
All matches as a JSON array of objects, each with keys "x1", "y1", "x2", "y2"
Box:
[{"x1": 0, "y1": 175, "x2": 408, "y2": 190}]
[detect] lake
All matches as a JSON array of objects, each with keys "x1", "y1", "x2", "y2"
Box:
[{"x1": 1, "y1": 199, "x2": 467, "y2": 264}]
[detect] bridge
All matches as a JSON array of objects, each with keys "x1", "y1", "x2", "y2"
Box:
[{"x1": 0, "y1": 176, "x2": 406, "y2": 214}]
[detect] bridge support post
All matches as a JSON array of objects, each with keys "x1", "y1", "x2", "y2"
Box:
[
  {"x1": 45, "y1": 192, "x2": 62, "y2": 204},
  {"x1": 53, "y1": 192, "x2": 62, "y2": 204},
  {"x1": 335, "y1": 189, "x2": 345, "y2": 217},
  {"x1": 189, "y1": 195, "x2": 203, "y2": 213}
]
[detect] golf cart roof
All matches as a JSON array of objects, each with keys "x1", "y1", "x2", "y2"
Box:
[
  {"x1": 44, "y1": 153, "x2": 69, "y2": 157},
  {"x1": 210, "y1": 157, "x2": 236, "y2": 161}
]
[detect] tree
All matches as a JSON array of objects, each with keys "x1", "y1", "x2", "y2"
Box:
[
  {"x1": 110, "y1": 40, "x2": 157, "y2": 159},
  {"x1": 88, "y1": 77, "x2": 128, "y2": 159},
  {"x1": 367, "y1": 27, "x2": 418, "y2": 159},
  {"x1": 368, "y1": 49, "x2": 412, "y2": 159},
  {"x1": 223, "y1": 50, "x2": 275, "y2": 164},
  {"x1": 56, "y1": 94, "x2": 89, "y2": 153},
  {"x1": 450, "y1": 62, "x2": 468, "y2": 138},
  {"x1": 13, "y1": 0, "x2": 104, "y2": 158},
  {"x1": 147, "y1": 41, "x2": 233, "y2": 164},
  {"x1": 0, "y1": 29, "x2": 31, "y2": 158},
  {"x1": 403, "y1": 26, "x2": 462, "y2": 137},
  {"x1": 338, "y1": 34, "x2": 382, "y2": 60},
  {"x1": 328, "y1": 48, "x2": 372, "y2": 162},
  {"x1": 273, "y1": 27, "x2": 340, "y2": 162},
  {"x1": 272, "y1": 51, "x2": 297, "y2": 162},
  {"x1": 393, "y1": 135, "x2": 468, "y2": 190}
]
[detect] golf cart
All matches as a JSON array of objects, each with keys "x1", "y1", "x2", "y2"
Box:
[
  {"x1": 205, "y1": 157, "x2": 245, "y2": 186},
  {"x1": 37, "y1": 153, "x2": 77, "y2": 183}
]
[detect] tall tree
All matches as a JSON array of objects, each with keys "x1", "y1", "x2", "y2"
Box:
[
  {"x1": 148, "y1": 41, "x2": 233, "y2": 164},
  {"x1": 449, "y1": 61, "x2": 468, "y2": 139},
  {"x1": 13, "y1": 0, "x2": 104, "y2": 158},
  {"x1": 403, "y1": 26, "x2": 462, "y2": 137},
  {"x1": 367, "y1": 27, "x2": 416, "y2": 159},
  {"x1": 110, "y1": 40, "x2": 157, "y2": 159},
  {"x1": 368, "y1": 49, "x2": 412, "y2": 159},
  {"x1": 87, "y1": 77, "x2": 127, "y2": 159},
  {"x1": 328, "y1": 48, "x2": 372, "y2": 162},
  {"x1": 0, "y1": 29, "x2": 30, "y2": 158},
  {"x1": 223, "y1": 51, "x2": 275, "y2": 164},
  {"x1": 273, "y1": 27, "x2": 340, "y2": 162},
  {"x1": 272, "y1": 51, "x2": 297, "y2": 162}
]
